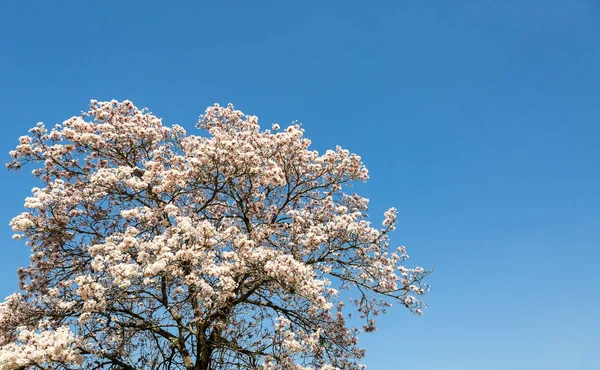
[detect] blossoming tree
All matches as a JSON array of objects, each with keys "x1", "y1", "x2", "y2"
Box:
[{"x1": 1, "y1": 100, "x2": 428, "y2": 370}]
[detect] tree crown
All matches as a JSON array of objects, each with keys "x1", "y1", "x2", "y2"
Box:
[{"x1": 2, "y1": 100, "x2": 428, "y2": 370}]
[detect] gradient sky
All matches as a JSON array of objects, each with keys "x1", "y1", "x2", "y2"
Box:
[{"x1": 1, "y1": 1, "x2": 599, "y2": 369}]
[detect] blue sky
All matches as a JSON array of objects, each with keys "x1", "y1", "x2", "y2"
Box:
[{"x1": 1, "y1": 1, "x2": 599, "y2": 369}]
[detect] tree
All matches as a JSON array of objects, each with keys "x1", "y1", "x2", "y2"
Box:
[{"x1": 1, "y1": 100, "x2": 429, "y2": 370}]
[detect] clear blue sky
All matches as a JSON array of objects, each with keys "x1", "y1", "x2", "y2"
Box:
[{"x1": 1, "y1": 1, "x2": 599, "y2": 369}]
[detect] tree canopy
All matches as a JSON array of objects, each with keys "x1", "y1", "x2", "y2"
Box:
[{"x1": 1, "y1": 100, "x2": 428, "y2": 370}]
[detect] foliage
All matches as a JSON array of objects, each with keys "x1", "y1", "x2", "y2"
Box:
[{"x1": 1, "y1": 100, "x2": 428, "y2": 369}]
